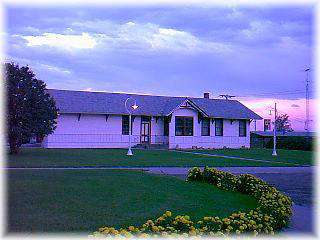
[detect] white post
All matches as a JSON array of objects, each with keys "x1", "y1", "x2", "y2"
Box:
[
  {"x1": 127, "y1": 113, "x2": 133, "y2": 156},
  {"x1": 125, "y1": 97, "x2": 138, "y2": 156},
  {"x1": 272, "y1": 102, "x2": 277, "y2": 156}
]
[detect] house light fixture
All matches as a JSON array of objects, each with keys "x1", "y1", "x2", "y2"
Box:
[
  {"x1": 125, "y1": 97, "x2": 139, "y2": 156},
  {"x1": 132, "y1": 104, "x2": 139, "y2": 110}
]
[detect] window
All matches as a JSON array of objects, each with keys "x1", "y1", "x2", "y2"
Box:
[
  {"x1": 239, "y1": 119, "x2": 247, "y2": 137},
  {"x1": 141, "y1": 116, "x2": 151, "y2": 122},
  {"x1": 215, "y1": 119, "x2": 223, "y2": 136},
  {"x1": 122, "y1": 115, "x2": 133, "y2": 135},
  {"x1": 201, "y1": 118, "x2": 210, "y2": 136},
  {"x1": 175, "y1": 117, "x2": 193, "y2": 136},
  {"x1": 264, "y1": 119, "x2": 271, "y2": 131}
]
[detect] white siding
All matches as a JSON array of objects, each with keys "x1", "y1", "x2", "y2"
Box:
[
  {"x1": 168, "y1": 107, "x2": 199, "y2": 149},
  {"x1": 168, "y1": 107, "x2": 250, "y2": 149},
  {"x1": 43, "y1": 111, "x2": 251, "y2": 149},
  {"x1": 43, "y1": 114, "x2": 141, "y2": 148}
]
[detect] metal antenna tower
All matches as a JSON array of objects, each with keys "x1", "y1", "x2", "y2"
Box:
[
  {"x1": 304, "y1": 68, "x2": 310, "y2": 132},
  {"x1": 219, "y1": 94, "x2": 236, "y2": 100}
]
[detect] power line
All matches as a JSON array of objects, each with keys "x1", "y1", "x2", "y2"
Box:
[
  {"x1": 222, "y1": 86, "x2": 315, "y2": 99},
  {"x1": 237, "y1": 90, "x2": 312, "y2": 98},
  {"x1": 271, "y1": 108, "x2": 312, "y2": 119},
  {"x1": 269, "y1": 107, "x2": 313, "y2": 124}
]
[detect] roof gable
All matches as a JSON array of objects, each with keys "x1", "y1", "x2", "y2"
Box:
[{"x1": 165, "y1": 98, "x2": 209, "y2": 117}]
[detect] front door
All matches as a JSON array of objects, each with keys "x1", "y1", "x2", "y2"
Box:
[{"x1": 141, "y1": 116, "x2": 151, "y2": 144}]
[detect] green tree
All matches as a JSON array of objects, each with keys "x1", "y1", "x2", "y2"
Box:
[
  {"x1": 275, "y1": 114, "x2": 293, "y2": 133},
  {"x1": 6, "y1": 62, "x2": 58, "y2": 154}
]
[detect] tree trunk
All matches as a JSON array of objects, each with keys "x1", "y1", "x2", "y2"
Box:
[{"x1": 9, "y1": 137, "x2": 20, "y2": 154}]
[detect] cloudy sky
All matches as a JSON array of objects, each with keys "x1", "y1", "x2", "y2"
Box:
[{"x1": 4, "y1": 5, "x2": 315, "y2": 130}]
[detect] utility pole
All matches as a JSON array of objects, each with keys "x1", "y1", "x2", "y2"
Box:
[
  {"x1": 304, "y1": 68, "x2": 310, "y2": 132},
  {"x1": 219, "y1": 94, "x2": 235, "y2": 100},
  {"x1": 272, "y1": 102, "x2": 277, "y2": 156}
]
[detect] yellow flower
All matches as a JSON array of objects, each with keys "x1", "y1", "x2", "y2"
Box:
[
  {"x1": 152, "y1": 226, "x2": 159, "y2": 232},
  {"x1": 161, "y1": 231, "x2": 168, "y2": 236},
  {"x1": 146, "y1": 220, "x2": 154, "y2": 226},
  {"x1": 165, "y1": 211, "x2": 172, "y2": 217},
  {"x1": 156, "y1": 216, "x2": 164, "y2": 223},
  {"x1": 216, "y1": 231, "x2": 224, "y2": 236},
  {"x1": 139, "y1": 233, "x2": 149, "y2": 238},
  {"x1": 110, "y1": 229, "x2": 119, "y2": 235}
]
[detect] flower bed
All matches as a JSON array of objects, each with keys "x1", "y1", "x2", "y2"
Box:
[{"x1": 91, "y1": 167, "x2": 292, "y2": 237}]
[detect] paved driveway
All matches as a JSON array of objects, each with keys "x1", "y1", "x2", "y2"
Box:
[{"x1": 145, "y1": 166, "x2": 314, "y2": 234}]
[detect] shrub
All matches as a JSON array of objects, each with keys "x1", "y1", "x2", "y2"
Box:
[
  {"x1": 265, "y1": 136, "x2": 313, "y2": 151},
  {"x1": 186, "y1": 167, "x2": 203, "y2": 182},
  {"x1": 202, "y1": 166, "x2": 240, "y2": 191},
  {"x1": 91, "y1": 167, "x2": 292, "y2": 237},
  {"x1": 187, "y1": 168, "x2": 293, "y2": 231}
]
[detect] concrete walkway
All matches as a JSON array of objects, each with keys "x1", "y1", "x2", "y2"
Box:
[{"x1": 144, "y1": 166, "x2": 312, "y2": 175}]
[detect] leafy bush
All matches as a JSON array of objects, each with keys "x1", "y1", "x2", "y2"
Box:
[
  {"x1": 186, "y1": 167, "x2": 203, "y2": 182},
  {"x1": 202, "y1": 166, "x2": 240, "y2": 191},
  {"x1": 187, "y1": 167, "x2": 292, "y2": 231},
  {"x1": 91, "y1": 167, "x2": 292, "y2": 237}
]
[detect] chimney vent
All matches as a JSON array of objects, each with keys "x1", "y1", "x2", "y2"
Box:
[{"x1": 204, "y1": 92, "x2": 210, "y2": 99}]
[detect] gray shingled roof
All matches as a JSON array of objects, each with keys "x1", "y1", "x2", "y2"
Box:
[{"x1": 47, "y1": 89, "x2": 262, "y2": 120}]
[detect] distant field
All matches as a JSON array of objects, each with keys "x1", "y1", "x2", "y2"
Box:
[
  {"x1": 7, "y1": 169, "x2": 258, "y2": 232},
  {"x1": 7, "y1": 148, "x2": 313, "y2": 167}
]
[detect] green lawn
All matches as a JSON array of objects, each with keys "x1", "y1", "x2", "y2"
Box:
[
  {"x1": 187, "y1": 148, "x2": 314, "y2": 166},
  {"x1": 7, "y1": 169, "x2": 258, "y2": 232},
  {"x1": 7, "y1": 148, "x2": 313, "y2": 167}
]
